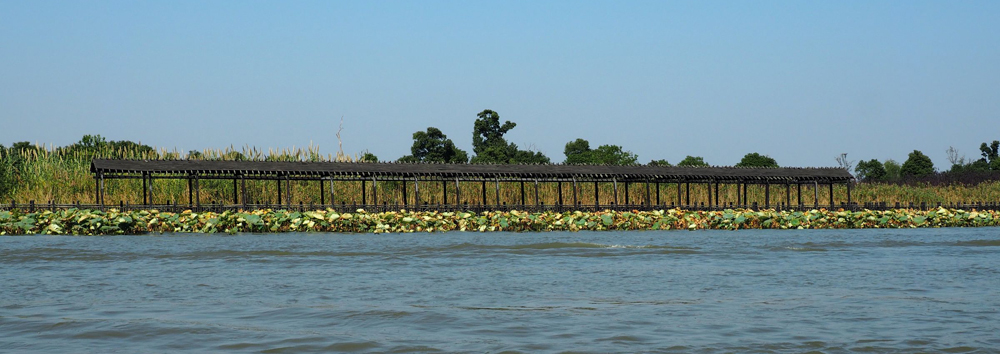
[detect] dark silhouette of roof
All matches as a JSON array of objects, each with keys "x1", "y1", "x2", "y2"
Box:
[{"x1": 91, "y1": 159, "x2": 853, "y2": 182}]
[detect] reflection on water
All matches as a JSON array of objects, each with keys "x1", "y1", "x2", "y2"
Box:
[{"x1": 2, "y1": 228, "x2": 999, "y2": 353}]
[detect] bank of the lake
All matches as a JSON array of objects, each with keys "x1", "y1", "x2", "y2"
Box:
[{"x1": 2, "y1": 207, "x2": 999, "y2": 235}]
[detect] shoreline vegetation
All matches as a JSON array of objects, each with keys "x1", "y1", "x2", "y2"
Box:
[{"x1": 2, "y1": 207, "x2": 998, "y2": 236}]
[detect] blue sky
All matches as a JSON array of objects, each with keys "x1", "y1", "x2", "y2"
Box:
[{"x1": 2, "y1": 0, "x2": 998, "y2": 168}]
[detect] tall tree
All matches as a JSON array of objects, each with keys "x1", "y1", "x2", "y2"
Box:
[
  {"x1": 735, "y1": 152, "x2": 779, "y2": 168},
  {"x1": 901, "y1": 150, "x2": 934, "y2": 177},
  {"x1": 469, "y1": 109, "x2": 549, "y2": 164},
  {"x1": 980, "y1": 140, "x2": 1000, "y2": 170},
  {"x1": 562, "y1": 138, "x2": 637, "y2": 165},
  {"x1": 854, "y1": 159, "x2": 887, "y2": 181},
  {"x1": 677, "y1": 156, "x2": 708, "y2": 167},
  {"x1": 398, "y1": 127, "x2": 468, "y2": 163},
  {"x1": 883, "y1": 159, "x2": 902, "y2": 180},
  {"x1": 648, "y1": 159, "x2": 671, "y2": 166}
]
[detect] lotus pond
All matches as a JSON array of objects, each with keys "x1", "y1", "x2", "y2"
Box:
[{"x1": 2, "y1": 207, "x2": 999, "y2": 235}]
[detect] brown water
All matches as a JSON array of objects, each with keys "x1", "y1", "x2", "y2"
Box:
[{"x1": 2, "y1": 228, "x2": 999, "y2": 353}]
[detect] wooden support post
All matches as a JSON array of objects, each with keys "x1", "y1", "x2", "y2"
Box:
[
  {"x1": 99, "y1": 174, "x2": 105, "y2": 206},
  {"x1": 188, "y1": 175, "x2": 194, "y2": 207},
  {"x1": 707, "y1": 181, "x2": 712, "y2": 208},
  {"x1": 414, "y1": 177, "x2": 420, "y2": 205},
  {"x1": 594, "y1": 181, "x2": 601, "y2": 209},
  {"x1": 645, "y1": 180, "x2": 651, "y2": 206},
  {"x1": 558, "y1": 181, "x2": 563, "y2": 206},
  {"x1": 241, "y1": 175, "x2": 248, "y2": 209},
  {"x1": 276, "y1": 177, "x2": 282, "y2": 207},
  {"x1": 742, "y1": 183, "x2": 747, "y2": 206},
  {"x1": 373, "y1": 177, "x2": 379, "y2": 206},
  {"x1": 847, "y1": 181, "x2": 852, "y2": 206},
  {"x1": 785, "y1": 182, "x2": 790, "y2": 208},
  {"x1": 362, "y1": 179, "x2": 367, "y2": 205},
  {"x1": 656, "y1": 182, "x2": 660, "y2": 205},
  {"x1": 495, "y1": 178, "x2": 500, "y2": 206},
  {"x1": 286, "y1": 176, "x2": 292, "y2": 206},
  {"x1": 613, "y1": 178, "x2": 619, "y2": 205},
  {"x1": 320, "y1": 178, "x2": 325, "y2": 205},
  {"x1": 624, "y1": 181, "x2": 629, "y2": 205},
  {"x1": 534, "y1": 179, "x2": 540, "y2": 207},
  {"x1": 676, "y1": 182, "x2": 681, "y2": 206},
  {"x1": 765, "y1": 183, "x2": 770, "y2": 208},
  {"x1": 142, "y1": 173, "x2": 148, "y2": 205},
  {"x1": 520, "y1": 181, "x2": 525, "y2": 206},
  {"x1": 454, "y1": 177, "x2": 460, "y2": 206},
  {"x1": 714, "y1": 182, "x2": 719, "y2": 206},
  {"x1": 401, "y1": 178, "x2": 407, "y2": 207},
  {"x1": 797, "y1": 183, "x2": 802, "y2": 207},
  {"x1": 441, "y1": 180, "x2": 446, "y2": 205},
  {"x1": 813, "y1": 181, "x2": 819, "y2": 207},
  {"x1": 685, "y1": 183, "x2": 690, "y2": 206},
  {"x1": 481, "y1": 180, "x2": 486, "y2": 205},
  {"x1": 330, "y1": 177, "x2": 336, "y2": 206},
  {"x1": 735, "y1": 181, "x2": 741, "y2": 207},
  {"x1": 232, "y1": 179, "x2": 238, "y2": 205},
  {"x1": 194, "y1": 174, "x2": 201, "y2": 207},
  {"x1": 572, "y1": 177, "x2": 578, "y2": 206},
  {"x1": 829, "y1": 183, "x2": 834, "y2": 207}
]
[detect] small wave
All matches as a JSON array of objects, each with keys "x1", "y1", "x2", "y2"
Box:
[
  {"x1": 954, "y1": 240, "x2": 1000, "y2": 247},
  {"x1": 440, "y1": 242, "x2": 695, "y2": 251}
]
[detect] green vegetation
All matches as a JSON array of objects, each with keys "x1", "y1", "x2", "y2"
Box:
[
  {"x1": 398, "y1": 127, "x2": 468, "y2": 163},
  {"x1": 3, "y1": 207, "x2": 998, "y2": 235},
  {"x1": 468, "y1": 109, "x2": 549, "y2": 164},
  {"x1": 563, "y1": 138, "x2": 638, "y2": 165},
  {"x1": 677, "y1": 156, "x2": 708, "y2": 167},
  {"x1": 735, "y1": 152, "x2": 778, "y2": 168},
  {"x1": 901, "y1": 150, "x2": 934, "y2": 177}
]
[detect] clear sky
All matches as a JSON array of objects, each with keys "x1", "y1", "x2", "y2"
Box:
[{"x1": 2, "y1": 0, "x2": 998, "y2": 168}]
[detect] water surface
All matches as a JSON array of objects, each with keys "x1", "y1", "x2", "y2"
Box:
[{"x1": 2, "y1": 228, "x2": 999, "y2": 353}]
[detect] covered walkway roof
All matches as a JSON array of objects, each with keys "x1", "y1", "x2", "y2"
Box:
[{"x1": 91, "y1": 159, "x2": 853, "y2": 183}]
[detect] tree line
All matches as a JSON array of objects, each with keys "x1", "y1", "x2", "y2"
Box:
[
  {"x1": 852, "y1": 141, "x2": 1000, "y2": 184},
  {"x1": 383, "y1": 109, "x2": 779, "y2": 168}
]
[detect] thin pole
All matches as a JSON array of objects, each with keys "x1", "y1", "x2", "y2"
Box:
[
  {"x1": 495, "y1": 178, "x2": 500, "y2": 206},
  {"x1": 241, "y1": 175, "x2": 247, "y2": 209},
  {"x1": 624, "y1": 181, "x2": 629, "y2": 205},
  {"x1": 142, "y1": 173, "x2": 148, "y2": 205},
  {"x1": 797, "y1": 183, "x2": 802, "y2": 207},
  {"x1": 714, "y1": 182, "x2": 719, "y2": 206},
  {"x1": 520, "y1": 181, "x2": 525, "y2": 206},
  {"x1": 685, "y1": 183, "x2": 690, "y2": 206},
  {"x1": 330, "y1": 177, "x2": 336, "y2": 206},
  {"x1": 188, "y1": 175, "x2": 194, "y2": 207},
  {"x1": 645, "y1": 180, "x2": 651, "y2": 206},
  {"x1": 813, "y1": 181, "x2": 819, "y2": 207},
  {"x1": 442, "y1": 180, "x2": 447, "y2": 205},
  {"x1": 454, "y1": 177, "x2": 460, "y2": 206},
  {"x1": 785, "y1": 182, "x2": 790, "y2": 208},
  {"x1": 534, "y1": 179, "x2": 540, "y2": 207},
  {"x1": 572, "y1": 177, "x2": 578, "y2": 206},
  {"x1": 847, "y1": 181, "x2": 852, "y2": 206},
  {"x1": 362, "y1": 179, "x2": 366, "y2": 205},
  {"x1": 558, "y1": 181, "x2": 563, "y2": 206},
  {"x1": 736, "y1": 181, "x2": 741, "y2": 207},
  {"x1": 481, "y1": 180, "x2": 486, "y2": 206},
  {"x1": 320, "y1": 178, "x2": 326, "y2": 205},
  {"x1": 373, "y1": 177, "x2": 378, "y2": 206},
  {"x1": 414, "y1": 177, "x2": 420, "y2": 205},
  {"x1": 828, "y1": 183, "x2": 834, "y2": 207},
  {"x1": 707, "y1": 181, "x2": 712, "y2": 208},
  {"x1": 195, "y1": 174, "x2": 201, "y2": 207},
  {"x1": 98, "y1": 173, "x2": 105, "y2": 206},
  {"x1": 285, "y1": 175, "x2": 291, "y2": 206},
  {"x1": 656, "y1": 182, "x2": 660, "y2": 205},
  {"x1": 595, "y1": 181, "x2": 599, "y2": 209},
  {"x1": 765, "y1": 183, "x2": 770, "y2": 208},
  {"x1": 402, "y1": 178, "x2": 407, "y2": 207},
  {"x1": 613, "y1": 177, "x2": 619, "y2": 205}
]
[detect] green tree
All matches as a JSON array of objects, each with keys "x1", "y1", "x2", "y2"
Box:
[
  {"x1": 562, "y1": 138, "x2": 637, "y2": 165},
  {"x1": 883, "y1": 159, "x2": 902, "y2": 180},
  {"x1": 469, "y1": 109, "x2": 549, "y2": 164},
  {"x1": 735, "y1": 152, "x2": 778, "y2": 168},
  {"x1": 854, "y1": 159, "x2": 887, "y2": 181},
  {"x1": 979, "y1": 140, "x2": 1000, "y2": 170},
  {"x1": 359, "y1": 152, "x2": 379, "y2": 163},
  {"x1": 399, "y1": 127, "x2": 468, "y2": 163},
  {"x1": 901, "y1": 150, "x2": 934, "y2": 177},
  {"x1": 648, "y1": 159, "x2": 671, "y2": 166},
  {"x1": 677, "y1": 156, "x2": 708, "y2": 167},
  {"x1": 188, "y1": 150, "x2": 204, "y2": 160},
  {"x1": 563, "y1": 138, "x2": 591, "y2": 164}
]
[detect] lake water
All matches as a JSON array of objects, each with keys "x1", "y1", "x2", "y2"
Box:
[{"x1": 2, "y1": 228, "x2": 999, "y2": 353}]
